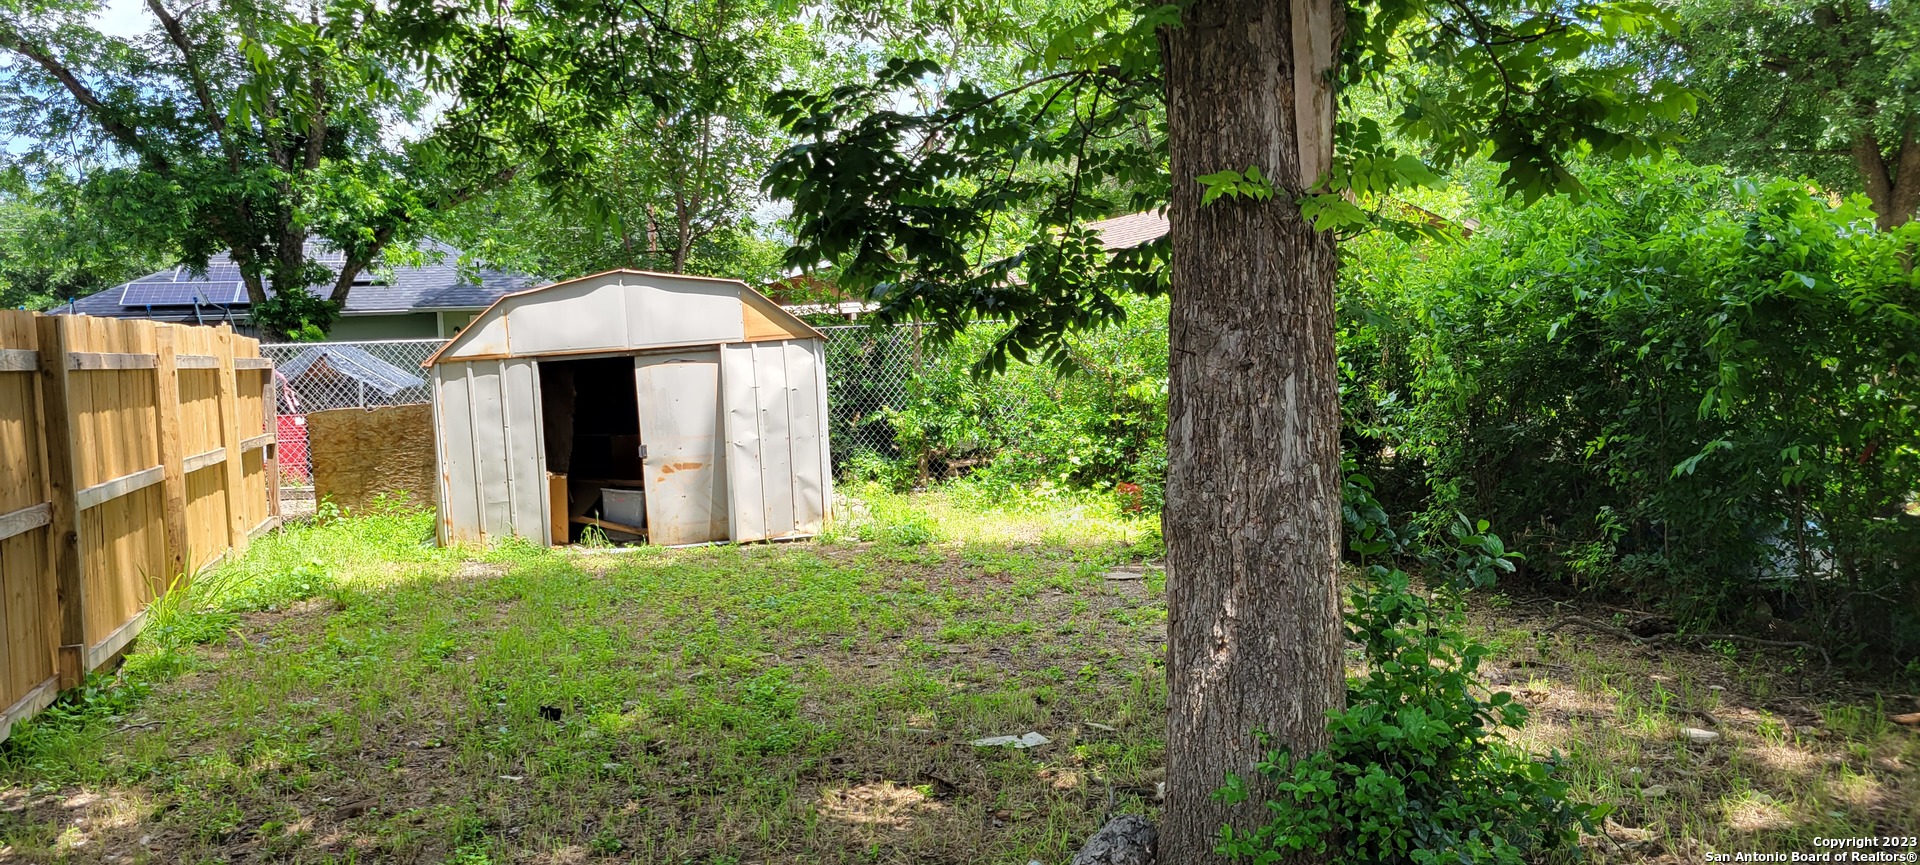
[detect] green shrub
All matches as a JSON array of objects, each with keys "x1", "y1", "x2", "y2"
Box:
[
  {"x1": 1217, "y1": 477, "x2": 1598, "y2": 864},
  {"x1": 1216, "y1": 573, "x2": 1597, "y2": 864},
  {"x1": 1342, "y1": 157, "x2": 1920, "y2": 661},
  {"x1": 856, "y1": 295, "x2": 1170, "y2": 502}
]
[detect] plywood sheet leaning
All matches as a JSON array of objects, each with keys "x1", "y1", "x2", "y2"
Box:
[{"x1": 307, "y1": 404, "x2": 437, "y2": 514}]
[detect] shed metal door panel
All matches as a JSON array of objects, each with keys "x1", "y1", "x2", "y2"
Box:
[
  {"x1": 782, "y1": 341, "x2": 828, "y2": 532},
  {"x1": 467, "y1": 362, "x2": 513, "y2": 538},
  {"x1": 501, "y1": 359, "x2": 550, "y2": 543},
  {"x1": 435, "y1": 359, "x2": 549, "y2": 546},
  {"x1": 635, "y1": 352, "x2": 729, "y2": 545},
  {"x1": 435, "y1": 367, "x2": 482, "y2": 543},
  {"x1": 721, "y1": 340, "x2": 830, "y2": 543}
]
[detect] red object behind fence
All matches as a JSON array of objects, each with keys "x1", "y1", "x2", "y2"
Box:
[{"x1": 277, "y1": 414, "x2": 310, "y2": 484}]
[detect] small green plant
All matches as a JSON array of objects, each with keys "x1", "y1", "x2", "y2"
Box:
[
  {"x1": 1127, "y1": 523, "x2": 1165, "y2": 560},
  {"x1": 1216, "y1": 476, "x2": 1601, "y2": 864},
  {"x1": 223, "y1": 560, "x2": 338, "y2": 612},
  {"x1": 142, "y1": 567, "x2": 242, "y2": 649},
  {"x1": 313, "y1": 496, "x2": 345, "y2": 524},
  {"x1": 446, "y1": 843, "x2": 494, "y2": 865}
]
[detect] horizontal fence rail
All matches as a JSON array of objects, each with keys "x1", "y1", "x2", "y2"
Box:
[{"x1": 0, "y1": 311, "x2": 278, "y2": 743}]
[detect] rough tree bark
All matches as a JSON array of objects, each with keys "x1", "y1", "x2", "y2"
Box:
[
  {"x1": 1854, "y1": 127, "x2": 1920, "y2": 231},
  {"x1": 1158, "y1": 0, "x2": 1346, "y2": 860}
]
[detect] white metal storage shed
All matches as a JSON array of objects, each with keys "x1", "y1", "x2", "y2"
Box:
[{"x1": 422, "y1": 269, "x2": 832, "y2": 547}]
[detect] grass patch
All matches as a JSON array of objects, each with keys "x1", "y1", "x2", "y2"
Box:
[{"x1": 0, "y1": 487, "x2": 1910, "y2": 863}]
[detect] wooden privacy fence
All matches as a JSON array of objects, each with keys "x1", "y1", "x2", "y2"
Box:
[{"x1": 0, "y1": 311, "x2": 278, "y2": 741}]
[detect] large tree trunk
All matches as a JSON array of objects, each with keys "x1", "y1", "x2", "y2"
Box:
[
  {"x1": 1158, "y1": 0, "x2": 1346, "y2": 860},
  {"x1": 1854, "y1": 126, "x2": 1920, "y2": 231}
]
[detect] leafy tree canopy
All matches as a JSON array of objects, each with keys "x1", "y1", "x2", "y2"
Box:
[
  {"x1": 1650, "y1": 0, "x2": 1920, "y2": 228},
  {"x1": 0, "y1": 170, "x2": 170, "y2": 310},
  {"x1": 0, "y1": 0, "x2": 671, "y2": 335},
  {"x1": 431, "y1": 0, "x2": 840, "y2": 284},
  {"x1": 759, "y1": 0, "x2": 1696, "y2": 370}
]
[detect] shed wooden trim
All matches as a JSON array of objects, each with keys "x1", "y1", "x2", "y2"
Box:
[
  {"x1": 183, "y1": 447, "x2": 227, "y2": 474},
  {"x1": 67, "y1": 351, "x2": 159, "y2": 370},
  {"x1": 0, "y1": 348, "x2": 37, "y2": 371},
  {"x1": 442, "y1": 341, "x2": 744, "y2": 365},
  {"x1": 240, "y1": 432, "x2": 275, "y2": 451},
  {"x1": 421, "y1": 268, "x2": 825, "y2": 367},
  {"x1": 75, "y1": 465, "x2": 164, "y2": 510},
  {"x1": 174, "y1": 353, "x2": 220, "y2": 369},
  {"x1": 234, "y1": 357, "x2": 272, "y2": 370},
  {"x1": 741, "y1": 290, "x2": 820, "y2": 342},
  {"x1": 0, "y1": 502, "x2": 51, "y2": 542}
]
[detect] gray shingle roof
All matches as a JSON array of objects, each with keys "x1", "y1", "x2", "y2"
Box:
[{"x1": 57, "y1": 239, "x2": 536, "y2": 321}]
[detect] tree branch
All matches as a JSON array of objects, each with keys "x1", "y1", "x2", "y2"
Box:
[
  {"x1": 1887, "y1": 124, "x2": 1919, "y2": 230},
  {"x1": 303, "y1": 0, "x2": 327, "y2": 171},
  {"x1": 143, "y1": 0, "x2": 223, "y2": 134},
  {"x1": 0, "y1": 25, "x2": 158, "y2": 165},
  {"x1": 1855, "y1": 130, "x2": 1896, "y2": 230},
  {"x1": 327, "y1": 164, "x2": 523, "y2": 303}
]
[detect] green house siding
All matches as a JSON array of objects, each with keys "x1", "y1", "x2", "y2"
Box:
[{"x1": 328, "y1": 313, "x2": 442, "y2": 340}]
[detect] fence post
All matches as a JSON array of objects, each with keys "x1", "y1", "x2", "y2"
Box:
[
  {"x1": 216, "y1": 327, "x2": 248, "y2": 554},
  {"x1": 152, "y1": 327, "x2": 189, "y2": 581},
  {"x1": 263, "y1": 375, "x2": 281, "y2": 519},
  {"x1": 35, "y1": 315, "x2": 86, "y2": 688}
]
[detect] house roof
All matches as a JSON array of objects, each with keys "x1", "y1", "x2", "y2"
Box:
[
  {"x1": 55, "y1": 239, "x2": 538, "y2": 322},
  {"x1": 1086, "y1": 211, "x2": 1170, "y2": 250}
]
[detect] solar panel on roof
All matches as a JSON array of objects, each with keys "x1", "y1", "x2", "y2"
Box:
[
  {"x1": 119, "y1": 280, "x2": 249, "y2": 307},
  {"x1": 199, "y1": 263, "x2": 243, "y2": 282}
]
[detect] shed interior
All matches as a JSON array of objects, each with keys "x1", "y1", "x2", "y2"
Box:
[{"x1": 538, "y1": 356, "x2": 648, "y2": 543}]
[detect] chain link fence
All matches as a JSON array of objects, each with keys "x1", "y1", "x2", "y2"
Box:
[
  {"x1": 817, "y1": 324, "x2": 924, "y2": 475},
  {"x1": 261, "y1": 339, "x2": 446, "y2": 511},
  {"x1": 262, "y1": 329, "x2": 937, "y2": 510}
]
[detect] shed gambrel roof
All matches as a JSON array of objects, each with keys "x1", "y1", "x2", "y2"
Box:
[{"x1": 423, "y1": 269, "x2": 824, "y2": 367}]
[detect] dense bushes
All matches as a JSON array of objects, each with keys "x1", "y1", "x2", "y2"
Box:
[
  {"x1": 840, "y1": 295, "x2": 1170, "y2": 508},
  {"x1": 856, "y1": 157, "x2": 1920, "y2": 663},
  {"x1": 1345, "y1": 160, "x2": 1920, "y2": 662}
]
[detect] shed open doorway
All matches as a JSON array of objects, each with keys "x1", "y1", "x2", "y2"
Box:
[{"x1": 538, "y1": 356, "x2": 647, "y2": 543}]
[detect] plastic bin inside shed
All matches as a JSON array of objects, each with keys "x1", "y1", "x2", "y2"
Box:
[{"x1": 601, "y1": 487, "x2": 646, "y2": 530}]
